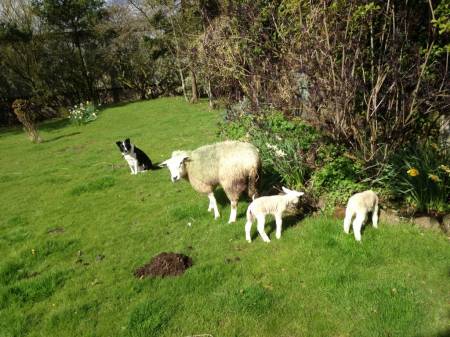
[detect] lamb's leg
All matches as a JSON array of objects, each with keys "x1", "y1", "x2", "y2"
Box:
[
  {"x1": 228, "y1": 200, "x2": 238, "y2": 224},
  {"x1": 372, "y1": 203, "x2": 379, "y2": 229},
  {"x1": 275, "y1": 212, "x2": 283, "y2": 239},
  {"x1": 343, "y1": 207, "x2": 354, "y2": 234},
  {"x1": 256, "y1": 215, "x2": 270, "y2": 243},
  {"x1": 353, "y1": 212, "x2": 366, "y2": 242},
  {"x1": 208, "y1": 192, "x2": 220, "y2": 219}
]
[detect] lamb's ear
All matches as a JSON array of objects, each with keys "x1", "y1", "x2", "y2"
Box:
[
  {"x1": 282, "y1": 186, "x2": 291, "y2": 194},
  {"x1": 158, "y1": 160, "x2": 168, "y2": 167}
]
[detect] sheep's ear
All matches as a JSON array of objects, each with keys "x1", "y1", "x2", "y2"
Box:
[
  {"x1": 158, "y1": 160, "x2": 168, "y2": 167},
  {"x1": 181, "y1": 156, "x2": 190, "y2": 162},
  {"x1": 282, "y1": 186, "x2": 291, "y2": 194},
  {"x1": 297, "y1": 191, "x2": 305, "y2": 197}
]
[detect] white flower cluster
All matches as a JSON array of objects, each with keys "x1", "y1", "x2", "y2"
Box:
[
  {"x1": 68, "y1": 101, "x2": 98, "y2": 125},
  {"x1": 266, "y1": 142, "x2": 287, "y2": 158}
]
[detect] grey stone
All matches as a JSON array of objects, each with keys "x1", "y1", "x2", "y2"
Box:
[
  {"x1": 413, "y1": 216, "x2": 440, "y2": 231},
  {"x1": 379, "y1": 208, "x2": 402, "y2": 225},
  {"x1": 333, "y1": 207, "x2": 346, "y2": 219},
  {"x1": 442, "y1": 214, "x2": 450, "y2": 233}
]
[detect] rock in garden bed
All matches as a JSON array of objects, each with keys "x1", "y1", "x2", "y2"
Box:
[{"x1": 134, "y1": 252, "x2": 193, "y2": 279}]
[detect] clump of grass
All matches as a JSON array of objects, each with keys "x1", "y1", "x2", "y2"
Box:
[{"x1": 69, "y1": 176, "x2": 115, "y2": 196}]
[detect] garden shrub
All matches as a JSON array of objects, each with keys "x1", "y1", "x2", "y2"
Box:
[
  {"x1": 220, "y1": 108, "x2": 320, "y2": 189},
  {"x1": 68, "y1": 101, "x2": 98, "y2": 126},
  {"x1": 11, "y1": 99, "x2": 42, "y2": 143},
  {"x1": 381, "y1": 143, "x2": 450, "y2": 213},
  {"x1": 310, "y1": 155, "x2": 368, "y2": 206}
]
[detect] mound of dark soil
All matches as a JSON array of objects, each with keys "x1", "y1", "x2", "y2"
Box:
[{"x1": 134, "y1": 252, "x2": 193, "y2": 278}]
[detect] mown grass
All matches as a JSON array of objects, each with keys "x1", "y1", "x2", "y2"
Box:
[{"x1": 0, "y1": 97, "x2": 449, "y2": 337}]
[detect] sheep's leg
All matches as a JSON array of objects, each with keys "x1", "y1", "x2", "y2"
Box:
[
  {"x1": 207, "y1": 198, "x2": 213, "y2": 212},
  {"x1": 352, "y1": 212, "x2": 366, "y2": 242},
  {"x1": 256, "y1": 215, "x2": 270, "y2": 243},
  {"x1": 275, "y1": 213, "x2": 283, "y2": 239},
  {"x1": 208, "y1": 192, "x2": 220, "y2": 219},
  {"x1": 372, "y1": 203, "x2": 379, "y2": 229},
  {"x1": 228, "y1": 200, "x2": 238, "y2": 224},
  {"x1": 343, "y1": 207, "x2": 353, "y2": 234},
  {"x1": 245, "y1": 219, "x2": 253, "y2": 243}
]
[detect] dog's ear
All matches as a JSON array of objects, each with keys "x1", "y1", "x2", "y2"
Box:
[
  {"x1": 125, "y1": 138, "x2": 130, "y2": 145},
  {"x1": 115, "y1": 141, "x2": 122, "y2": 149}
]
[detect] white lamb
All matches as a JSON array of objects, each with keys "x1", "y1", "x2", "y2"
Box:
[
  {"x1": 343, "y1": 190, "x2": 379, "y2": 241},
  {"x1": 159, "y1": 141, "x2": 261, "y2": 223},
  {"x1": 245, "y1": 187, "x2": 304, "y2": 243}
]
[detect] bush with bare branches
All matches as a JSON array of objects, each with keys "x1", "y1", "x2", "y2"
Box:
[{"x1": 11, "y1": 99, "x2": 42, "y2": 143}]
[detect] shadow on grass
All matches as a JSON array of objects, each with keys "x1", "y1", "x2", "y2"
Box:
[
  {"x1": 0, "y1": 126, "x2": 22, "y2": 137},
  {"x1": 44, "y1": 132, "x2": 81, "y2": 143},
  {"x1": 417, "y1": 328, "x2": 450, "y2": 337}
]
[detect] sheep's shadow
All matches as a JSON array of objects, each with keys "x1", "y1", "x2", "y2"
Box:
[{"x1": 250, "y1": 214, "x2": 305, "y2": 241}]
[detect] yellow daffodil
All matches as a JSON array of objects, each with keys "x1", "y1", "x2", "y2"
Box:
[
  {"x1": 428, "y1": 174, "x2": 441, "y2": 182},
  {"x1": 407, "y1": 167, "x2": 419, "y2": 177}
]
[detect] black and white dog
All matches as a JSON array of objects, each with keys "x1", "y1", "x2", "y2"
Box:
[{"x1": 116, "y1": 138, "x2": 153, "y2": 174}]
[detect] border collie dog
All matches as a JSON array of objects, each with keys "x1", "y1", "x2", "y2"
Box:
[{"x1": 116, "y1": 138, "x2": 153, "y2": 174}]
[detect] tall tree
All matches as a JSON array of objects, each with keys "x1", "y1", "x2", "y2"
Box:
[{"x1": 33, "y1": 0, "x2": 105, "y2": 100}]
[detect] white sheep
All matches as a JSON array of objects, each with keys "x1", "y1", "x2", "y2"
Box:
[
  {"x1": 343, "y1": 190, "x2": 379, "y2": 241},
  {"x1": 159, "y1": 141, "x2": 261, "y2": 223},
  {"x1": 245, "y1": 187, "x2": 304, "y2": 243}
]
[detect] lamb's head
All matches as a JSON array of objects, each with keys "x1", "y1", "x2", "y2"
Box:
[
  {"x1": 281, "y1": 186, "x2": 304, "y2": 204},
  {"x1": 159, "y1": 151, "x2": 190, "y2": 182}
]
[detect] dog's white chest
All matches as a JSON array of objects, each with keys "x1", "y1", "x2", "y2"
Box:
[{"x1": 123, "y1": 154, "x2": 137, "y2": 166}]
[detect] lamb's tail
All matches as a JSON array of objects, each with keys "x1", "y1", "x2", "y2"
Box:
[{"x1": 247, "y1": 163, "x2": 260, "y2": 200}]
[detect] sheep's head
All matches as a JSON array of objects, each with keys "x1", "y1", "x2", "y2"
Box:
[
  {"x1": 282, "y1": 187, "x2": 304, "y2": 204},
  {"x1": 159, "y1": 151, "x2": 190, "y2": 182}
]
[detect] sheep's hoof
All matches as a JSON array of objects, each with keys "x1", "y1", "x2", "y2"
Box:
[
  {"x1": 276, "y1": 235, "x2": 281, "y2": 239},
  {"x1": 246, "y1": 239, "x2": 251, "y2": 243},
  {"x1": 228, "y1": 219, "x2": 235, "y2": 224}
]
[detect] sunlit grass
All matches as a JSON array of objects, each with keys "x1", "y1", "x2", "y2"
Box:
[{"x1": 0, "y1": 98, "x2": 448, "y2": 337}]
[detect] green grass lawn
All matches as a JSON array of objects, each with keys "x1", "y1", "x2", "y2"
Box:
[{"x1": 0, "y1": 97, "x2": 449, "y2": 337}]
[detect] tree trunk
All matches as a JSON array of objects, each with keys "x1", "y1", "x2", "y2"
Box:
[
  {"x1": 207, "y1": 79, "x2": 214, "y2": 110},
  {"x1": 179, "y1": 67, "x2": 188, "y2": 101},
  {"x1": 190, "y1": 69, "x2": 198, "y2": 103},
  {"x1": 74, "y1": 31, "x2": 95, "y2": 101}
]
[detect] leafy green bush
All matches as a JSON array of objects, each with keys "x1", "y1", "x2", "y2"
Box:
[
  {"x1": 221, "y1": 110, "x2": 319, "y2": 189},
  {"x1": 381, "y1": 143, "x2": 449, "y2": 213},
  {"x1": 310, "y1": 152, "x2": 368, "y2": 205}
]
